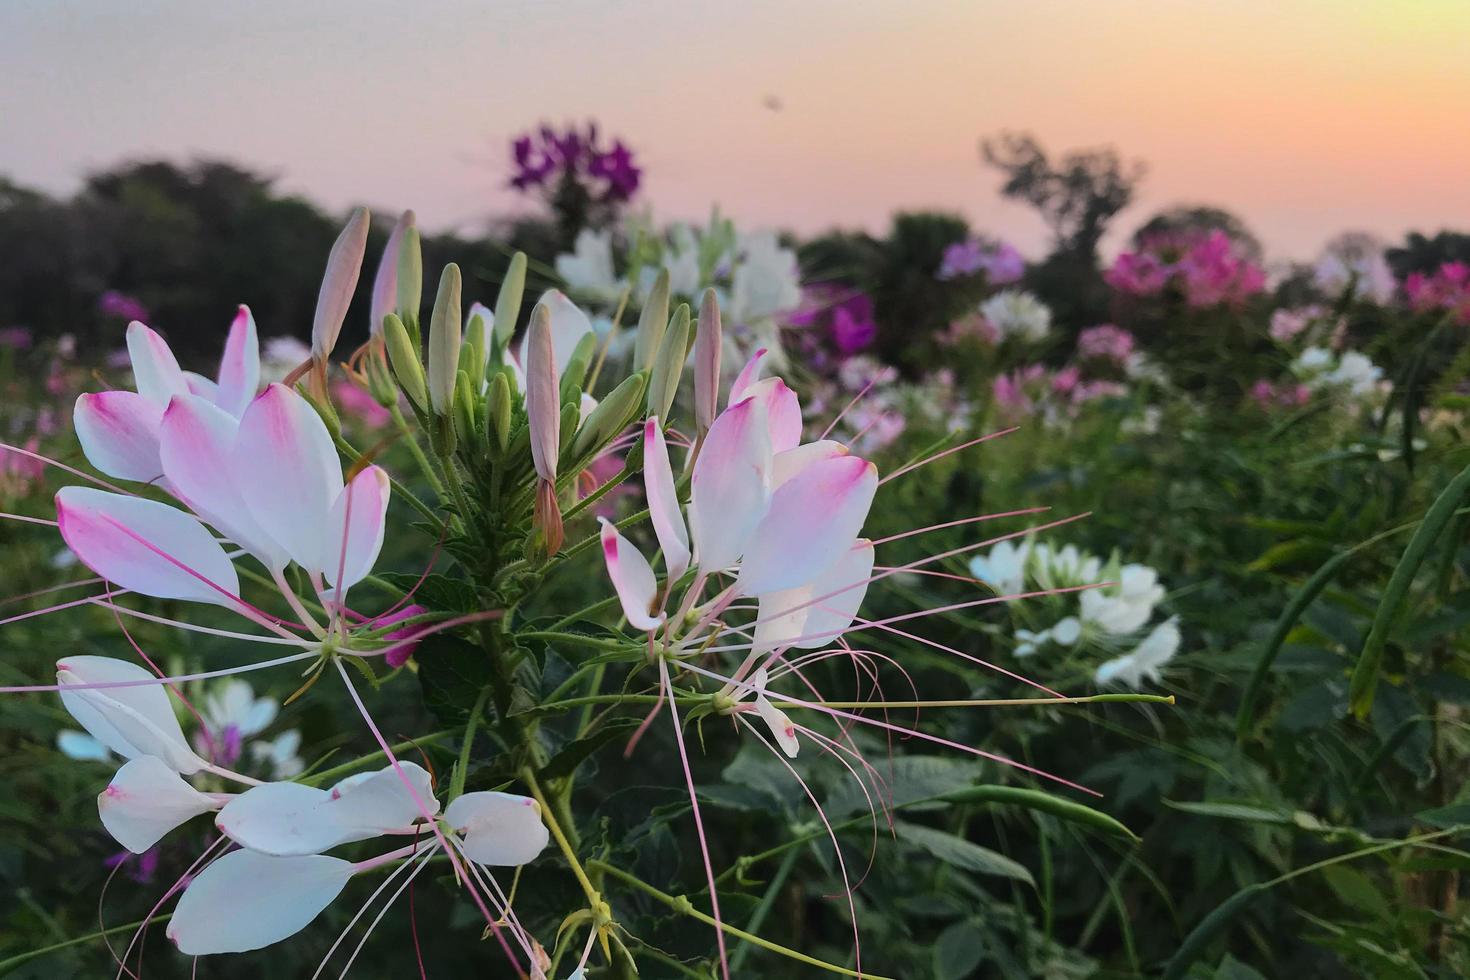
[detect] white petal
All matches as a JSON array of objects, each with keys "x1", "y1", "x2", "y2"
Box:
[
  {"x1": 126, "y1": 322, "x2": 190, "y2": 408},
  {"x1": 322, "y1": 465, "x2": 390, "y2": 593},
  {"x1": 771, "y1": 440, "x2": 847, "y2": 488},
  {"x1": 167, "y1": 850, "x2": 354, "y2": 954},
  {"x1": 215, "y1": 305, "x2": 261, "y2": 419},
  {"x1": 57, "y1": 656, "x2": 206, "y2": 774},
  {"x1": 791, "y1": 539, "x2": 875, "y2": 649},
  {"x1": 233, "y1": 383, "x2": 345, "y2": 574},
  {"x1": 688, "y1": 397, "x2": 772, "y2": 572},
  {"x1": 519, "y1": 290, "x2": 593, "y2": 379},
  {"x1": 73, "y1": 391, "x2": 165, "y2": 483},
  {"x1": 55, "y1": 486, "x2": 243, "y2": 608},
  {"x1": 754, "y1": 695, "x2": 800, "y2": 758},
  {"x1": 444, "y1": 791, "x2": 549, "y2": 867},
  {"x1": 599, "y1": 518, "x2": 663, "y2": 631},
  {"x1": 643, "y1": 419, "x2": 689, "y2": 581},
  {"x1": 100, "y1": 756, "x2": 218, "y2": 853}
]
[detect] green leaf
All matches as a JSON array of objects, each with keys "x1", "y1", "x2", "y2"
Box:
[
  {"x1": 1414, "y1": 804, "x2": 1470, "y2": 829},
  {"x1": 375, "y1": 572, "x2": 479, "y2": 614},
  {"x1": 539, "y1": 718, "x2": 641, "y2": 781},
  {"x1": 894, "y1": 821, "x2": 1034, "y2": 886},
  {"x1": 940, "y1": 785, "x2": 1137, "y2": 841},
  {"x1": 933, "y1": 919, "x2": 986, "y2": 979},
  {"x1": 1320, "y1": 865, "x2": 1391, "y2": 920},
  {"x1": 416, "y1": 633, "x2": 493, "y2": 726},
  {"x1": 824, "y1": 755, "x2": 975, "y2": 819}
]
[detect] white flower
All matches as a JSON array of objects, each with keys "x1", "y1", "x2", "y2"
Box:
[
  {"x1": 1294, "y1": 346, "x2": 1333, "y2": 373},
  {"x1": 260, "y1": 336, "x2": 311, "y2": 384},
  {"x1": 250, "y1": 729, "x2": 304, "y2": 779},
  {"x1": 204, "y1": 679, "x2": 279, "y2": 740},
  {"x1": 1014, "y1": 627, "x2": 1050, "y2": 657},
  {"x1": 729, "y1": 231, "x2": 801, "y2": 325},
  {"x1": 1032, "y1": 543, "x2": 1100, "y2": 590},
  {"x1": 1314, "y1": 235, "x2": 1395, "y2": 304},
  {"x1": 1079, "y1": 564, "x2": 1164, "y2": 636},
  {"x1": 969, "y1": 539, "x2": 1030, "y2": 597},
  {"x1": 1325, "y1": 350, "x2": 1383, "y2": 397},
  {"x1": 662, "y1": 224, "x2": 703, "y2": 297},
  {"x1": 57, "y1": 729, "x2": 111, "y2": 762},
  {"x1": 979, "y1": 290, "x2": 1051, "y2": 342},
  {"x1": 555, "y1": 229, "x2": 623, "y2": 304},
  {"x1": 1094, "y1": 617, "x2": 1181, "y2": 688}
]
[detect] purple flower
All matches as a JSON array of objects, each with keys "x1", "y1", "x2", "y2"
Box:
[
  {"x1": 938, "y1": 238, "x2": 1025, "y2": 284},
  {"x1": 105, "y1": 846, "x2": 160, "y2": 884},
  {"x1": 509, "y1": 122, "x2": 642, "y2": 203},
  {"x1": 1077, "y1": 324, "x2": 1136, "y2": 364},
  {"x1": 377, "y1": 604, "x2": 429, "y2": 668},
  {"x1": 98, "y1": 290, "x2": 150, "y2": 322},
  {"x1": 829, "y1": 294, "x2": 877, "y2": 354},
  {"x1": 0, "y1": 326, "x2": 33, "y2": 350}
]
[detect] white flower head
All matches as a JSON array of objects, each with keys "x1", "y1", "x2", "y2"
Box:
[
  {"x1": 979, "y1": 290, "x2": 1051, "y2": 342},
  {"x1": 1094, "y1": 617, "x2": 1181, "y2": 688}
]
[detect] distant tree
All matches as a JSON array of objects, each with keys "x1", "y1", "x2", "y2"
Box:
[
  {"x1": 982, "y1": 131, "x2": 1145, "y2": 264},
  {"x1": 1132, "y1": 204, "x2": 1262, "y2": 261},
  {"x1": 1387, "y1": 230, "x2": 1470, "y2": 279}
]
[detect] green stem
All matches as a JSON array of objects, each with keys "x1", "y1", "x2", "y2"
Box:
[
  {"x1": 389, "y1": 403, "x2": 447, "y2": 498},
  {"x1": 448, "y1": 686, "x2": 493, "y2": 802},
  {"x1": 561, "y1": 457, "x2": 636, "y2": 523},
  {"x1": 730, "y1": 846, "x2": 800, "y2": 971},
  {"x1": 0, "y1": 915, "x2": 170, "y2": 974},
  {"x1": 335, "y1": 431, "x2": 443, "y2": 528},
  {"x1": 550, "y1": 593, "x2": 623, "y2": 630},
  {"x1": 590, "y1": 860, "x2": 894, "y2": 980},
  {"x1": 299, "y1": 731, "x2": 452, "y2": 786},
  {"x1": 522, "y1": 767, "x2": 599, "y2": 906}
]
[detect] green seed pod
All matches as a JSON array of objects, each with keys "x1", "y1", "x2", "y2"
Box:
[
  {"x1": 632, "y1": 268, "x2": 670, "y2": 372},
  {"x1": 646, "y1": 303, "x2": 690, "y2": 423},
  {"x1": 492, "y1": 252, "x2": 528, "y2": 350},
  {"x1": 382, "y1": 313, "x2": 427, "y2": 414},
  {"x1": 570, "y1": 372, "x2": 646, "y2": 462},
  {"x1": 427, "y1": 264, "x2": 463, "y2": 416}
]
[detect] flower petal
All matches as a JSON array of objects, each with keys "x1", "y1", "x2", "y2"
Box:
[
  {"x1": 599, "y1": 518, "x2": 663, "y2": 631},
  {"x1": 160, "y1": 394, "x2": 288, "y2": 570},
  {"x1": 519, "y1": 289, "x2": 593, "y2": 379},
  {"x1": 73, "y1": 391, "x2": 165, "y2": 483},
  {"x1": 126, "y1": 321, "x2": 190, "y2": 408},
  {"x1": 751, "y1": 669, "x2": 799, "y2": 757},
  {"x1": 100, "y1": 755, "x2": 218, "y2": 853},
  {"x1": 742, "y1": 377, "x2": 802, "y2": 452},
  {"x1": 56, "y1": 486, "x2": 242, "y2": 608},
  {"x1": 167, "y1": 851, "x2": 354, "y2": 955},
  {"x1": 233, "y1": 383, "x2": 345, "y2": 574},
  {"x1": 736, "y1": 455, "x2": 877, "y2": 596},
  {"x1": 322, "y1": 465, "x2": 390, "y2": 593},
  {"x1": 728, "y1": 348, "x2": 768, "y2": 406},
  {"x1": 643, "y1": 419, "x2": 690, "y2": 581},
  {"x1": 791, "y1": 539, "x2": 875, "y2": 648},
  {"x1": 444, "y1": 791, "x2": 549, "y2": 867},
  {"x1": 771, "y1": 440, "x2": 847, "y2": 488},
  {"x1": 688, "y1": 397, "x2": 772, "y2": 572},
  {"x1": 215, "y1": 305, "x2": 260, "y2": 419},
  {"x1": 57, "y1": 656, "x2": 206, "y2": 774}
]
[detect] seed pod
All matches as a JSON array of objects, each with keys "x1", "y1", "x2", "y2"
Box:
[
  {"x1": 632, "y1": 268, "x2": 670, "y2": 372},
  {"x1": 427, "y1": 264, "x2": 463, "y2": 416},
  {"x1": 382, "y1": 313, "x2": 427, "y2": 414},
  {"x1": 646, "y1": 303, "x2": 690, "y2": 423}
]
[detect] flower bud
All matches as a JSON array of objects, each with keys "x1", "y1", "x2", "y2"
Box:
[
  {"x1": 453, "y1": 369, "x2": 477, "y2": 445},
  {"x1": 487, "y1": 371, "x2": 512, "y2": 455},
  {"x1": 364, "y1": 344, "x2": 399, "y2": 409},
  {"x1": 397, "y1": 225, "x2": 423, "y2": 328},
  {"x1": 633, "y1": 268, "x2": 670, "y2": 372},
  {"x1": 647, "y1": 303, "x2": 690, "y2": 423},
  {"x1": 569, "y1": 372, "x2": 646, "y2": 462},
  {"x1": 560, "y1": 331, "x2": 598, "y2": 397},
  {"x1": 464, "y1": 306, "x2": 490, "y2": 393},
  {"x1": 370, "y1": 210, "x2": 415, "y2": 337},
  {"x1": 493, "y1": 252, "x2": 528, "y2": 350},
  {"x1": 428, "y1": 264, "x2": 463, "y2": 416},
  {"x1": 695, "y1": 287, "x2": 722, "y2": 436},
  {"x1": 524, "y1": 302, "x2": 560, "y2": 484},
  {"x1": 382, "y1": 313, "x2": 427, "y2": 413},
  {"x1": 311, "y1": 206, "x2": 371, "y2": 363}
]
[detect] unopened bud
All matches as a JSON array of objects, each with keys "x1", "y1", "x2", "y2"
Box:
[
  {"x1": 560, "y1": 331, "x2": 598, "y2": 397},
  {"x1": 647, "y1": 303, "x2": 690, "y2": 423},
  {"x1": 695, "y1": 288, "x2": 722, "y2": 435},
  {"x1": 382, "y1": 314, "x2": 427, "y2": 413},
  {"x1": 452, "y1": 369, "x2": 477, "y2": 445},
  {"x1": 370, "y1": 210, "x2": 415, "y2": 337},
  {"x1": 493, "y1": 252, "x2": 528, "y2": 350},
  {"x1": 364, "y1": 344, "x2": 398, "y2": 408},
  {"x1": 312, "y1": 206, "x2": 371, "y2": 363},
  {"x1": 524, "y1": 302, "x2": 560, "y2": 483},
  {"x1": 396, "y1": 225, "x2": 423, "y2": 329},
  {"x1": 633, "y1": 268, "x2": 670, "y2": 372},
  {"x1": 428, "y1": 264, "x2": 463, "y2": 416},
  {"x1": 487, "y1": 371, "x2": 512, "y2": 455},
  {"x1": 570, "y1": 372, "x2": 646, "y2": 462}
]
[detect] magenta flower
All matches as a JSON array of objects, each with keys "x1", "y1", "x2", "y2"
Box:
[
  {"x1": 509, "y1": 122, "x2": 642, "y2": 203},
  {"x1": 1104, "y1": 249, "x2": 1172, "y2": 295},
  {"x1": 0, "y1": 326, "x2": 33, "y2": 350},
  {"x1": 331, "y1": 379, "x2": 390, "y2": 428},
  {"x1": 98, "y1": 290, "x2": 150, "y2": 323},
  {"x1": 1106, "y1": 230, "x2": 1264, "y2": 308},
  {"x1": 378, "y1": 604, "x2": 430, "y2": 668},
  {"x1": 1405, "y1": 261, "x2": 1470, "y2": 324},
  {"x1": 938, "y1": 237, "x2": 1025, "y2": 284},
  {"x1": 1076, "y1": 324, "x2": 1135, "y2": 364}
]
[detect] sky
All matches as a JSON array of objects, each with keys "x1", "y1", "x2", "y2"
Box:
[{"x1": 2, "y1": 0, "x2": 1468, "y2": 262}]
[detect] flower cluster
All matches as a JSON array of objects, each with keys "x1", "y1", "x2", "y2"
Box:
[
  {"x1": 1314, "y1": 235, "x2": 1395, "y2": 304},
  {"x1": 1405, "y1": 261, "x2": 1470, "y2": 325},
  {"x1": 1076, "y1": 324, "x2": 1136, "y2": 365},
  {"x1": 789, "y1": 284, "x2": 879, "y2": 357},
  {"x1": 509, "y1": 121, "x2": 641, "y2": 202},
  {"x1": 978, "y1": 289, "x2": 1052, "y2": 341},
  {"x1": 1291, "y1": 346, "x2": 1385, "y2": 400},
  {"x1": 993, "y1": 365, "x2": 1126, "y2": 424},
  {"x1": 937, "y1": 236, "x2": 1026, "y2": 284},
  {"x1": 969, "y1": 539, "x2": 1180, "y2": 687},
  {"x1": 1106, "y1": 230, "x2": 1266, "y2": 308}
]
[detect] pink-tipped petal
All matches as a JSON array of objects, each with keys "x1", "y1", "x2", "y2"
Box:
[
  {"x1": 743, "y1": 377, "x2": 802, "y2": 452},
  {"x1": 524, "y1": 303, "x2": 561, "y2": 483},
  {"x1": 772, "y1": 440, "x2": 848, "y2": 488},
  {"x1": 57, "y1": 656, "x2": 206, "y2": 774},
  {"x1": 183, "y1": 372, "x2": 219, "y2": 400},
  {"x1": 643, "y1": 418, "x2": 690, "y2": 581},
  {"x1": 160, "y1": 394, "x2": 288, "y2": 570},
  {"x1": 369, "y1": 211, "x2": 414, "y2": 337},
  {"x1": 728, "y1": 348, "x2": 768, "y2": 406},
  {"x1": 519, "y1": 289, "x2": 593, "y2": 379},
  {"x1": 55, "y1": 486, "x2": 242, "y2": 608},
  {"x1": 99, "y1": 756, "x2": 218, "y2": 853},
  {"x1": 166, "y1": 850, "x2": 355, "y2": 955},
  {"x1": 753, "y1": 686, "x2": 800, "y2": 759},
  {"x1": 323, "y1": 465, "x2": 390, "y2": 593},
  {"x1": 753, "y1": 584, "x2": 813, "y2": 653},
  {"x1": 599, "y1": 518, "x2": 664, "y2": 631},
  {"x1": 73, "y1": 391, "x2": 165, "y2": 483},
  {"x1": 125, "y1": 321, "x2": 190, "y2": 408},
  {"x1": 233, "y1": 383, "x2": 345, "y2": 574},
  {"x1": 688, "y1": 397, "x2": 772, "y2": 572},
  {"x1": 736, "y1": 455, "x2": 877, "y2": 596},
  {"x1": 311, "y1": 207, "x2": 371, "y2": 362},
  {"x1": 444, "y1": 791, "x2": 550, "y2": 866},
  {"x1": 215, "y1": 305, "x2": 260, "y2": 418}
]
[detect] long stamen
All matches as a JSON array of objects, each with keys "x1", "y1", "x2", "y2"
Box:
[
  {"x1": 879, "y1": 427, "x2": 1019, "y2": 485},
  {"x1": 312, "y1": 845, "x2": 436, "y2": 980},
  {"x1": 335, "y1": 848, "x2": 438, "y2": 980},
  {"x1": 0, "y1": 440, "x2": 133, "y2": 494}
]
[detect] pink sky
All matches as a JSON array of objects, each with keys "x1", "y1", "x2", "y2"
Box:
[{"x1": 3, "y1": 0, "x2": 1467, "y2": 261}]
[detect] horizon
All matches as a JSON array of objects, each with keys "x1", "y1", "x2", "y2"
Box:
[{"x1": 3, "y1": 0, "x2": 1468, "y2": 263}]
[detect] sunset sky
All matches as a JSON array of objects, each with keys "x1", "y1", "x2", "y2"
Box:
[{"x1": 3, "y1": 0, "x2": 1467, "y2": 261}]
